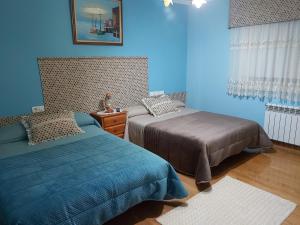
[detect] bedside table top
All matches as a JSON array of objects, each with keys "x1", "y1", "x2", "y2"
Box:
[{"x1": 90, "y1": 111, "x2": 127, "y2": 118}]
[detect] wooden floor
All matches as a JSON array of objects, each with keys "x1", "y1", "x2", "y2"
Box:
[{"x1": 106, "y1": 143, "x2": 300, "y2": 225}]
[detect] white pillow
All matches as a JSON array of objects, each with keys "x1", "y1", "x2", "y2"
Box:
[
  {"x1": 125, "y1": 105, "x2": 149, "y2": 118},
  {"x1": 172, "y1": 100, "x2": 185, "y2": 108}
]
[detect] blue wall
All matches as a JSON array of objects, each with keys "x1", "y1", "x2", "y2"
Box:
[
  {"x1": 186, "y1": 0, "x2": 267, "y2": 125},
  {"x1": 0, "y1": 0, "x2": 187, "y2": 116}
]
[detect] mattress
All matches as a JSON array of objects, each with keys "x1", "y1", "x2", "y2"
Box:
[
  {"x1": 0, "y1": 123, "x2": 187, "y2": 225},
  {"x1": 127, "y1": 108, "x2": 198, "y2": 146}
]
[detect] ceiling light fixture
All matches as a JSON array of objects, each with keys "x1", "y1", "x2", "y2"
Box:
[
  {"x1": 192, "y1": 0, "x2": 207, "y2": 8},
  {"x1": 163, "y1": 0, "x2": 173, "y2": 7},
  {"x1": 163, "y1": 0, "x2": 207, "y2": 8}
]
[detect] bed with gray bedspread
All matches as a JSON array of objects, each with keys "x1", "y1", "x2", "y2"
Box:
[{"x1": 128, "y1": 109, "x2": 272, "y2": 183}]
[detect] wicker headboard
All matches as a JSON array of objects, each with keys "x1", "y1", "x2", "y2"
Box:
[{"x1": 38, "y1": 57, "x2": 149, "y2": 113}]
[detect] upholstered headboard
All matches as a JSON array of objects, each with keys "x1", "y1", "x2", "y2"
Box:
[{"x1": 38, "y1": 57, "x2": 149, "y2": 112}]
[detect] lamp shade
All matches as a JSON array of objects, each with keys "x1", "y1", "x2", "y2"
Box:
[{"x1": 192, "y1": 0, "x2": 207, "y2": 8}]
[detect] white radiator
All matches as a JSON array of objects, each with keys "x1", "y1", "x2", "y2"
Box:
[{"x1": 264, "y1": 104, "x2": 300, "y2": 146}]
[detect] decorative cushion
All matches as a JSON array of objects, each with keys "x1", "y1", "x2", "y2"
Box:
[
  {"x1": 22, "y1": 111, "x2": 84, "y2": 145},
  {"x1": 142, "y1": 95, "x2": 178, "y2": 117},
  {"x1": 125, "y1": 105, "x2": 149, "y2": 118}
]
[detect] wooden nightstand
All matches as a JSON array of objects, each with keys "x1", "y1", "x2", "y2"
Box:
[{"x1": 90, "y1": 111, "x2": 127, "y2": 138}]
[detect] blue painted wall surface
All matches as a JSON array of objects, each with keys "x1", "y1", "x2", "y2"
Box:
[
  {"x1": 0, "y1": 0, "x2": 187, "y2": 116},
  {"x1": 186, "y1": 0, "x2": 267, "y2": 125}
]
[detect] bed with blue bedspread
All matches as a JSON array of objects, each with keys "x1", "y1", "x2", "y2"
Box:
[{"x1": 0, "y1": 113, "x2": 187, "y2": 225}]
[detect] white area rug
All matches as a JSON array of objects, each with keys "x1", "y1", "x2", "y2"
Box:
[{"x1": 157, "y1": 176, "x2": 296, "y2": 225}]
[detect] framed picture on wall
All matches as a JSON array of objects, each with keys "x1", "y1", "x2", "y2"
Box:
[{"x1": 71, "y1": 0, "x2": 123, "y2": 45}]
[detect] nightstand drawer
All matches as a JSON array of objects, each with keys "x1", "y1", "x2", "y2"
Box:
[
  {"x1": 105, "y1": 124, "x2": 125, "y2": 135},
  {"x1": 116, "y1": 133, "x2": 124, "y2": 138},
  {"x1": 103, "y1": 114, "x2": 126, "y2": 127}
]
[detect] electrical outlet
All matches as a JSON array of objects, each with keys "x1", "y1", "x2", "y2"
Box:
[
  {"x1": 32, "y1": 105, "x2": 45, "y2": 113},
  {"x1": 149, "y1": 90, "x2": 165, "y2": 97}
]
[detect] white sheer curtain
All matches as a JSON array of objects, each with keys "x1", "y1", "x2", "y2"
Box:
[{"x1": 228, "y1": 20, "x2": 300, "y2": 103}]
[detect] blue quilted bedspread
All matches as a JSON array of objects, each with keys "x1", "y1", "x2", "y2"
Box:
[{"x1": 0, "y1": 133, "x2": 187, "y2": 225}]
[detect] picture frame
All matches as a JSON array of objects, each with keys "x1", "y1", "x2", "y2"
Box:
[{"x1": 71, "y1": 0, "x2": 123, "y2": 46}]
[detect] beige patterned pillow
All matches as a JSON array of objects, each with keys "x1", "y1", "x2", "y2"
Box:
[
  {"x1": 22, "y1": 111, "x2": 84, "y2": 145},
  {"x1": 142, "y1": 95, "x2": 178, "y2": 117}
]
